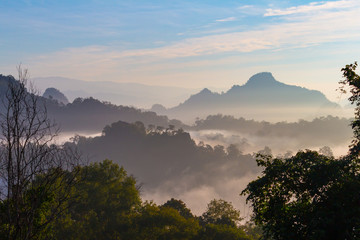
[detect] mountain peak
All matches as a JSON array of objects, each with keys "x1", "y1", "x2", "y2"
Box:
[
  {"x1": 199, "y1": 88, "x2": 212, "y2": 94},
  {"x1": 244, "y1": 72, "x2": 280, "y2": 88},
  {"x1": 43, "y1": 87, "x2": 69, "y2": 105}
]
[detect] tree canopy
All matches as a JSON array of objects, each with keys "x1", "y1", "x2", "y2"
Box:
[
  {"x1": 48, "y1": 160, "x2": 259, "y2": 240},
  {"x1": 242, "y1": 62, "x2": 360, "y2": 240},
  {"x1": 0, "y1": 66, "x2": 81, "y2": 240}
]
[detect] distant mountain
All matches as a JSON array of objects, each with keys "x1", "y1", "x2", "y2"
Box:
[
  {"x1": 0, "y1": 74, "x2": 18, "y2": 94},
  {"x1": 191, "y1": 114, "x2": 352, "y2": 148},
  {"x1": 160, "y1": 72, "x2": 342, "y2": 122},
  {"x1": 45, "y1": 97, "x2": 185, "y2": 132},
  {"x1": 0, "y1": 74, "x2": 185, "y2": 133},
  {"x1": 31, "y1": 77, "x2": 198, "y2": 108},
  {"x1": 43, "y1": 87, "x2": 69, "y2": 105}
]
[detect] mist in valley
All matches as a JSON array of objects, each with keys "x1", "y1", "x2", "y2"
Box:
[
  {"x1": 56, "y1": 111, "x2": 354, "y2": 215},
  {"x1": 2, "y1": 72, "x2": 355, "y2": 219},
  {"x1": 4, "y1": 0, "x2": 360, "y2": 238}
]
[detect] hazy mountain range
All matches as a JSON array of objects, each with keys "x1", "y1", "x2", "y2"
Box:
[
  {"x1": 0, "y1": 73, "x2": 354, "y2": 213},
  {"x1": 152, "y1": 72, "x2": 344, "y2": 122},
  {"x1": 31, "y1": 77, "x2": 199, "y2": 108},
  {"x1": 0, "y1": 74, "x2": 184, "y2": 133}
]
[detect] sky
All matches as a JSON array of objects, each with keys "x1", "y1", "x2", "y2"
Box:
[{"x1": 1, "y1": 0, "x2": 360, "y2": 102}]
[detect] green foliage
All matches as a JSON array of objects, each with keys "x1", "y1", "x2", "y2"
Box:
[
  {"x1": 48, "y1": 163, "x2": 258, "y2": 240},
  {"x1": 129, "y1": 202, "x2": 200, "y2": 240},
  {"x1": 161, "y1": 198, "x2": 194, "y2": 219},
  {"x1": 242, "y1": 62, "x2": 360, "y2": 239},
  {"x1": 240, "y1": 222, "x2": 263, "y2": 240},
  {"x1": 197, "y1": 199, "x2": 255, "y2": 240},
  {"x1": 53, "y1": 160, "x2": 141, "y2": 240},
  {"x1": 201, "y1": 199, "x2": 242, "y2": 226},
  {"x1": 0, "y1": 168, "x2": 78, "y2": 240},
  {"x1": 339, "y1": 61, "x2": 360, "y2": 156},
  {"x1": 243, "y1": 150, "x2": 360, "y2": 239},
  {"x1": 198, "y1": 223, "x2": 251, "y2": 240}
]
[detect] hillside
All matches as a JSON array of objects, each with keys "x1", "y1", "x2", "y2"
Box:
[
  {"x1": 158, "y1": 72, "x2": 341, "y2": 122},
  {"x1": 0, "y1": 74, "x2": 184, "y2": 133}
]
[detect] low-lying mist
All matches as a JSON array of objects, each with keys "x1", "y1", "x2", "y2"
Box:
[
  {"x1": 63, "y1": 120, "x2": 261, "y2": 216},
  {"x1": 167, "y1": 106, "x2": 353, "y2": 124},
  {"x1": 189, "y1": 114, "x2": 353, "y2": 157},
  {"x1": 189, "y1": 129, "x2": 349, "y2": 158},
  {"x1": 58, "y1": 113, "x2": 354, "y2": 216}
]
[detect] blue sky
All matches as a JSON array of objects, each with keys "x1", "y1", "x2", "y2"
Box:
[{"x1": 1, "y1": 0, "x2": 360, "y2": 101}]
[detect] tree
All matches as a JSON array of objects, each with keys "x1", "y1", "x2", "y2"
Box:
[
  {"x1": 197, "y1": 223, "x2": 251, "y2": 240},
  {"x1": 318, "y1": 146, "x2": 333, "y2": 157},
  {"x1": 198, "y1": 199, "x2": 252, "y2": 240},
  {"x1": 53, "y1": 160, "x2": 141, "y2": 240},
  {"x1": 201, "y1": 199, "x2": 242, "y2": 226},
  {"x1": 242, "y1": 62, "x2": 360, "y2": 240},
  {"x1": 0, "y1": 66, "x2": 81, "y2": 239},
  {"x1": 161, "y1": 198, "x2": 194, "y2": 219},
  {"x1": 339, "y1": 61, "x2": 360, "y2": 156},
  {"x1": 242, "y1": 151, "x2": 360, "y2": 239},
  {"x1": 131, "y1": 202, "x2": 200, "y2": 240}
]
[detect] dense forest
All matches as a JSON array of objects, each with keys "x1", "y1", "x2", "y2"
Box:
[
  {"x1": 67, "y1": 120, "x2": 259, "y2": 190},
  {"x1": 1, "y1": 62, "x2": 360, "y2": 239},
  {"x1": 41, "y1": 160, "x2": 262, "y2": 240},
  {"x1": 191, "y1": 114, "x2": 352, "y2": 154}
]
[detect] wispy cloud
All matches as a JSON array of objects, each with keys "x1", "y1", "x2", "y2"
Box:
[
  {"x1": 238, "y1": 5, "x2": 253, "y2": 10},
  {"x1": 215, "y1": 16, "x2": 236, "y2": 22},
  {"x1": 115, "y1": 4, "x2": 360, "y2": 58},
  {"x1": 22, "y1": 0, "x2": 360, "y2": 85},
  {"x1": 265, "y1": 0, "x2": 354, "y2": 16},
  {"x1": 237, "y1": 5, "x2": 264, "y2": 16}
]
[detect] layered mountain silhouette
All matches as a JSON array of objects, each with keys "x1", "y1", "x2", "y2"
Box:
[
  {"x1": 0, "y1": 74, "x2": 184, "y2": 133},
  {"x1": 32, "y1": 76, "x2": 197, "y2": 108},
  {"x1": 43, "y1": 87, "x2": 69, "y2": 105},
  {"x1": 153, "y1": 72, "x2": 341, "y2": 122}
]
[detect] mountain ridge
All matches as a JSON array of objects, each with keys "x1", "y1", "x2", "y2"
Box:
[
  {"x1": 153, "y1": 72, "x2": 341, "y2": 122},
  {"x1": 31, "y1": 76, "x2": 198, "y2": 108}
]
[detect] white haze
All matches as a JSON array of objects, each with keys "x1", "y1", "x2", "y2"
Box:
[
  {"x1": 56, "y1": 131, "x2": 102, "y2": 144},
  {"x1": 140, "y1": 128, "x2": 351, "y2": 216},
  {"x1": 141, "y1": 168, "x2": 259, "y2": 218},
  {"x1": 189, "y1": 129, "x2": 350, "y2": 158},
  {"x1": 54, "y1": 118, "x2": 353, "y2": 217},
  {"x1": 167, "y1": 106, "x2": 354, "y2": 125}
]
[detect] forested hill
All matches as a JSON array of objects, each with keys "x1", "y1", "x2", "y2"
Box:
[
  {"x1": 191, "y1": 114, "x2": 352, "y2": 147},
  {"x1": 66, "y1": 120, "x2": 259, "y2": 191},
  {"x1": 0, "y1": 74, "x2": 184, "y2": 132},
  {"x1": 0, "y1": 74, "x2": 17, "y2": 94},
  {"x1": 45, "y1": 97, "x2": 184, "y2": 132}
]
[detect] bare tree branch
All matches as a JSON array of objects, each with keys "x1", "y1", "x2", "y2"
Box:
[{"x1": 0, "y1": 66, "x2": 82, "y2": 240}]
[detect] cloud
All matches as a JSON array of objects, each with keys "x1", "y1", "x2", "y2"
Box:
[
  {"x1": 265, "y1": 0, "x2": 354, "y2": 16},
  {"x1": 215, "y1": 16, "x2": 236, "y2": 22},
  {"x1": 31, "y1": 1, "x2": 360, "y2": 62},
  {"x1": 22, "y1": 0, "x2": 360, "y2": 84},
  {"x1": 237, "y1": 5, "x2": 253, "y2": 10}
]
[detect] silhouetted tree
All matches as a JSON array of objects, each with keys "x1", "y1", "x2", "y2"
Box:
[
  {"x1": 339, "y1": 61, "x2": 360, "y2": 156},
  {"x1": 318, "y1": 146, "x2": 333, "y2": 157},
  {"x1": 242, "y1": 62, "x2": 360, "y2": 240},
  {"x1": 201, "y1": 199, "x2": 241, "y2": 227},
  {"x1": 161, "y1": 198, "x2": 194, "y2": 219},
  {"x1": 0, "y1": 66, "x2": 81, "y2": 240},
  {"x1": 53, "y1": 160, "x2": 141, "y2": 240}
]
